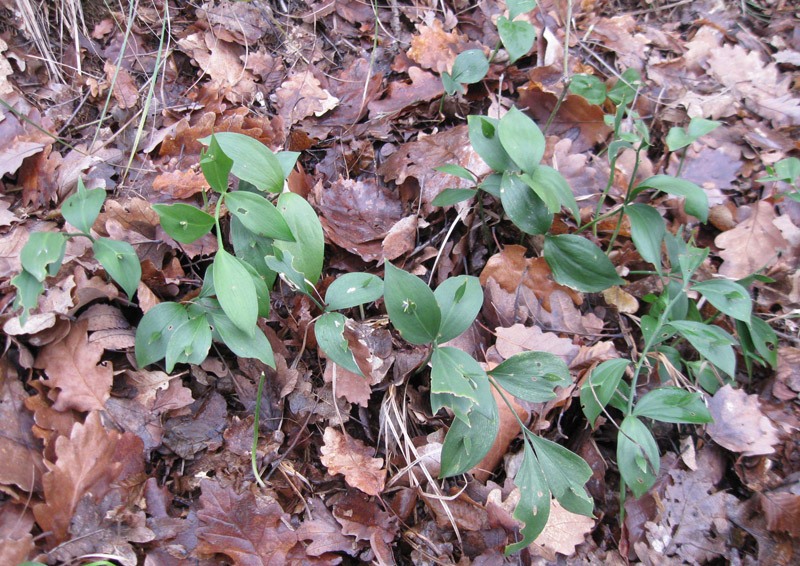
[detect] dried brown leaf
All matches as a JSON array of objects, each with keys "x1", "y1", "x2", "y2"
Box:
[
  {"x1": 320, "y1": 427, "x2": 386, "y2": 496},
  {"x1": 707, "y1": 384, "x2": 779, "y2": 456},
  {"x1": 0, "y1": 361, "x2": 44, "y2": 492},
  {"x1": 715, "y1": 201, "x2": 787, "y2": 279},
  {"x1": 274, "y1": 71, "x2": 339, "y2": 126},
  {"x1": 535, "y1": 499, "x2": 595, "y2": 557}
]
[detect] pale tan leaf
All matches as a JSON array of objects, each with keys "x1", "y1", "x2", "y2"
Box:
[
  {"x1": 535, "y1": 499, "x2": 595, "y2": 557},
  {"x1": 320, "y1": 427, "x2": 385, "y2": 496},
  {"x1": 707, "y1": 385, "x2": 779, "y2": 456},
  {"x1": 715, "y1": 201, "x2": 787, "y2": 279}
]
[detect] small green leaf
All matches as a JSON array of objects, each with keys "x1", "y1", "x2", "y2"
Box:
[
  {"x1": 265, "y1": 247, "x2": 315, "y2": 296},
  {"x1": 450, "y1": 49, "x2": 489, "y2": 85},
  {"x1": 441, "y1": 71, "x2": 461, "y2": 96},
  {"x1": 634, "y1": 175, "x2": 709, "y2": 223},
  {"x1": 626, "y1": 203, "x2": 665, "y2": 270},
  {"x1": 468, "y1": 116, "x2": 512, "y2": 173},
  {"x1": 498, "y1": 106, "x2": 546, "y2": 174},
  {"x1": 761, "y1": 157, "x2": 800, "y2": 184},
  {"x1": 544, "y1": 234, "x2": 624, "y2": 293},
  {"x1": 633, "y1": 386, "x2": 713, "y2": 424},
  {"x1": 92, "y1": 238, "x2": 140, "y2": 298},
  {"x1": 500, "y1": 172, "x2": 553, "y2": 235},
  {"x1": 209, "y1": 310, "x2": 275, "y2": 368},
  {"x1": 692, "y1": 279, "x2": 752, "y2": 322},
  {"x1": 430, "y1": 346, "x2": 484, "y2": 425},
  {"x1": 528, "y1": 433, "x2": 594, "y2": 516},
  {"x1": 497, "y1": 17, "x2": 536, "y2": 64},
  {"x1": 325, "y1": 272, "x2": 384, "y2": 311},
  {"x1": 607, "y1": 68, "x2": 642, "y2": 106},
  {"x1": 199, "y1": 133, "x2": 233, "y2": 193},
  {"x1": 580, "y1": 358, "x2": 630, "y2": 427},
  {"x1": 687, "y1": 117, "x2": 721, "y2": 140},
  {"x1": 667, "y1": 320, "x2": 737, "y2": 378},
  {"x1": 440, "y1": 394, "x2": 499, "y2": 478},
  {"x1": 201, "y1": 132, "x2": 285, "y2": 193},
  {"x1": 12, "y1": 269, "x2": 44, "y2": 324},
  {"x1": 384, "y1": 263, "x2": 441, "y2": 345},
  {"x1": 165, "y1": 313, "x2": 213, "y2": 372},
  {"x1": 507, "y1": 0, "x2": 537, "y2": 19},
  {"x1": 273, "y1": 192, "x2": 325, "y2": 285},
  {"x1": 434, "y1": 164, "x2": 475, "y2": 181},
  {"x1": 739, "y1": 315, "x2": 777, "y2": 369},
  {"x1": 21, "y1": 232, "x2": 67, "y2": 282},
  {"x1": 569, "y1": 74, "x2": 607, "y2": 106},
  {"x1": 520, "y1": 165, "x2": 580, "y2": 222},
  {"x1": 505, "y1": 441, "x2": 550, "y2": 555},
  {"x1": 489, "y1": 351, "x2": 571, "y2": 403},
  {"x1": 431, "y1": 188, "x2": 478, "y2": 207},
  {"x1": 617, "y1": 416, "x2": 660, "y2": 498},
  {"x1": 314, "y1": 312, "x2": 363, "y2": 376},
  {"x1": 224, "y1": 191, "x2": 295, "y2": 242},
  {"x1": 61, "y1": 178, "x2": 105, "y2": 233},
  {"x1": 276, "y1": 151, "x2": 301, "y2": 178},
  {"x1": 229, "y1": 216, "x2": 277, "y2": 289},
  {"x1": 480, "y1": 173, "x2": 502, "y2": 197},
  {"x1": 434, "y1": 275, "x2": 483, "y2": 343},
  {"x1": 213, "y1": 249, "x2": 258, "y2": 334},
  {"x1": 135, "y1": 302, "x2": 190, "y2": 368},
  {"x1": 665, "y1": 127, "x2": 692, "y2": 152},
  {"x1": 152, "y1": 204, "x2": 215, "y2": 244}
]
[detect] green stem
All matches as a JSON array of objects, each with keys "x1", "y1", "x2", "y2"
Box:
[
  {"x1": 63, "y1": 232, "x2": 95, "y2": 244},
  {"x1": 252, "y1": 372, "x2": 267, "y2": 487},
  {"x1": 675, "y1": 147, "x2": 688, "y2": 178},
  {"x1": 214, "y1": 194, "x2": 225, "y2": 249},
  {"x1": 605, "y1": 146, "x2": 642, "y2": 255}
]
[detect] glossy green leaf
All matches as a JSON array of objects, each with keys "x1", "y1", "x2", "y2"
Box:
[
  {"x1": 199, "y1": 133, "x2": 233, "y2": 193},
  {"x1": 544, "y1": 234, "x2": 624, "y2": 293},
  {"x1": 314, "y1": 312, "x2": 363, "y2": 376},
  {"x1": 497, "y1": 16, "x2": 535, "y2": 64},
  {"x1": 11, "y1": 269, "x2": 44, "y2": 324},
  {"x1": 607, "y1": 68, "x2": 641, "y2": 106},
  {"x1": 265, "y1": 247, "x2": 315, "y2": 296},
  {"x1": 92, "y1": 238, "x2": 140, "y2": 298},
  {"x1": 500, "y1": 172, "x2": 552, "y2": 235},
  {"x1": 692, "y1": 279, "x2": 752, "y2": 322},
  {"x1": 439, "y1": 393, "x2": 499, "y2": 478},
  {"x1": 152, "y1": 203, "x2": 215, "y2": 244},
  {"x1": 740, "y1": 314, "x2": 777, "y2": 369},
  {"x1": 520, "y1": 165, "x2": 580, "y2": 222},
  {"x1": 580, "y1": 358, "x2": 630, "y2": 427},
  {"x1": 213, "y1": 249, "x2": 258, "y2": 334},
  {"x1": 434, "y1": 164, "x2": 475, "y2": 181},
  {"x1": 626, "y1": 203, "x2": 665, "y2": 270},
  {"x1": 165, "y1": 313, "x2": 212, "y2": 373},
  {"x1": 229, "y1": 216, "x2": 276, "y2": 288},
  {"x1": 468, "y1": 116, "x2": 512, "y2": 173},
  {"x1": 505, "y1": 441, "x2": 550, "y2": 555},
  {"x1": 450, "y1": 49, "x2": 489, "y2": 84},
  {"x1": 434, "y1": 275, "x2": 482, "y2": 343},
  {"x1": 667, "y1": 320, "x2": 737, "y2": 377},
  {"x1": 635, "y1": 175, "x2": 709, "y2": 223},
  {"x1": 431, "y1": 188, "x2": 478, "y2": 207},
  {"x1": 617, "y1": 416, "x2": 660, "y2": 498},
  {"x1": 209, "y1": 310, "x2": 275, "y2": 368},
  {"x1": 430, "y1": 346, "x2": 484, "y2": 425},
  {"x1": 507, "y1": 0, "x2": 537, "y2": 19},
  {"x1": 569, "y1": 74, "x2": 607, "y2": 106},
  {"x1": 61, "y1": 178, "x2": 105, "y2": 233},
  {"x1": 498, "y1": 106, "x2": 545, "y2": 173},
  {"x1": 238, "y1": 258, "x2": 270, "y2": 318},
  {"x1": 384, "y1": 263, "x2": 441, "y2": 345},
  {"x1": 135, "y1": 302, "x2": 189, "y2": 368},
  {"x1": 489, "y1": 351, "x2": 571, "y2": 403},
  {"x1": 273, "y1": 192, "x2": 325, "y2": 285},
  {"x1": 528, "y1": 433, "x2": 594, "y2": 516},
  {"x1": 666, "y1": 117, "x2": 720, "y2": 151},
  {"x1": 21, "y1": 232, "x2": 67, "y2": 282},
  {"x1": 276, "y1": 151, "x2": 301, "y2": 178},
  {"x1": 633, "y1": 386, "x2": 713, "y2": 424},
  {"x1": 224, "y1": 191, "x2": 295, "y2": 241},
  {"x1": 202, "y1": 132, "x2": 284, "y2": 193},
  {"x1": 325, "y1": 272, "x2": 384, "y2": 311}
]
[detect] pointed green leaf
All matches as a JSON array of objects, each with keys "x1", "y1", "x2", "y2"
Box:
[
  {"x1": 569, "y1": 74, "x2": 607, "y2": 106},
  {"x1": 520, "y1": 165, "x2": 580, "y2": 222},
  {"x1": 440, "y1": 394, "x2": 499, "y2": 478},
  {"x1": 580, "y1": 358, "x2": 630, "y2": 427},
  {"x1": 507, "y1": 0, "x2": 537, "y2": 19},
  {"x1": 667, "y1": 320, "x2": 737, "y2": 377},
  {"x1": 634, "y1": 175, "x2": 709, "y2": 223},
  {"x1": 434, "y1": 275, "x2": 482, "y2": 343},
  {"x1": 430, "y1": 346, "x2": 484, "y2": 424},
  {"x1": 500, "y1": 172, "x2": 553, "y2": 235},
  {"x1": 238, "y1": 258, "x2": 270, "y2": 318},
  {"x1": 12, "y1": 269, "x2": 44, "y2": 324},
  {"x1": 199, "y1": 133, "x2": 233, "y2": 193},
  {"x1": 21, "y1": 232, "x2": 67, "y2": 282},
  {"x1": 633, "y1": 386, "x2": 713, "y2": 424},
  {"x1": 431, "y1": 188, "x2": 478, "y2": 207},
  {"x1": 265, "y1": 247, "x2": 315, "y2": 297},
  {"x1": 489, "y1": 351, "x2": 571, "y2": 403},
  {"x1": 498, "y1": 106, "x2": 545, "y2": 173},
  {"x1": 743, "y1": 315, "x2": 777, "y2": 369},
  {"x1": 468, "y1": 116, "x2": 512, "y2": 172},
  {"x1": 528, "y1": 433, "x2": 594, "y2": 516},
  {"x1": 607, "y1": 68, "x2": 641, "y2": 106},
  {"x1": 450, "y1": 49, "x2": 489, "y2": 84},
  {"x1": 276, "y1": 151, "x2": 300, "y2": 178},
  {"x1": 209, "y1": 310, "x2": 275, "y2": 368},
  {"x1": 544, "y1": 234, "x2": 624, "y2": 293},
  {"x1": 229, "y1": 216, "x2": 277, "y2": 289},
  {"x1": 314, "y1": 312, "x2": 363, "y2": 376},
  {"x1": 201, "y1": 132, "x2": 284, "y2": 193},
  {"x1": 213, "y1": 249, "x2": 258, "y2": 334},
  {"x1": 505, "y1": 441, "x2": 550, "y2": 555},
  {"x1": 626, "y1": 203, "x2": 665, "y2": 270},
  {"x1": 135, "y1": 302, "x2": 190, "y2": 368},
  {"x1": 92, "y1": 238, "x2": 140, "y2": 298},
  {"x1": 325, "y1": 272, "x2": 384, "y2": 311},
  {"x1": 152, "y1": 203, "x2": 215, "y2": 244},
  {"x1": 224, "y1": 191, "x2": 295, "y2": 241},
  {"x1": 497, "y1": 16, "x2": 536, "y2": 64},
  {"x1": 61, "y1": 178, "x2": 105, "y2": 233},
  {"x1": 165, "y1": 313, "x2": 213, "y2": 372},
  {"x1": 384, "y1": 263, "x2": 441, "y2": 345},
  {"x1": 441, "y1": 71, "x2": 461, "y2": 96},
  {"x1": 434, "y1": 164, "x2": 475, "y2": 181},
  {"x1": 618, "y1": 416, "x2": 660, "y2": 498},
  {"x1": 273, "y1": 192, "x2": 324, "y2": 285},
  {"x1": 692, "y1": 279, "x2": 752, "y2": 322}
]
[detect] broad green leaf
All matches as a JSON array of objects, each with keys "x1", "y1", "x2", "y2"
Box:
[
  {"x1": 667, "y1": 320, "x2": 737, "y2": 377},
  {"x1": 135, "y1": 302, "x2": 189, "y2": 367},
  {"x1": 21, "y1": 232, "x2": 67, "y2": 282},
  {"x1": 199, "y1": 133, "x2": 233, "y2": 193},
  {"x1": 497, "y1": 16, "x2": 535, "y2": 64},
  {"x1": 61, "y1": 178, "x2": 105, "y2": 233},
  {"x1": 626, "y1": 203, "x2": 665, "y2": 270},
  {"x1": 665, "y1": 117, "x2": 720, "y2": 152},
  {"x1": 633, "y1": 386, "x2": 712, "y2": 424},
  {"x1": 687, "y1": 117, "x2": 721, "y2": 140},
  {"x1": 450, "y1": 49, "x2": 489, "y2": 85},
  {"x1": 761, "y1": 157, "x2": 800, "y2": 184},
  {"x1": 229, "y1": 216, "x2": 276, "y2": 288},
  {"x1": 489, "y1": 351, "x2": 570, "y2": 403},
  {"x1": 634, "y1": 175, "x2": 709, "y2": 223},
  {"x1": 209, "y1": 310, "x2": 275, "y2": 368},
  {"x1": 580, "y1": 358, "x2": 630, "y2": 427},
  {"x1": 617, "y1": 416, "x2": 659, "y2": 498},
  {"x1": 430, "y1": 346, "x2": 484, "y2": 424},
  {"x1": 434, "y1": 164, "x2": 475, "y2": 181},
  {"x1": 434, "y1": 275, "x2": 482, "y2": 343},
  {"x1": 544, "y1": 234, "x2": 624, "y2": 293},
  {"x1": 677, "y1": 245, "x2": 710, "y2": 284},
  {"x1": 441, "y1": 71, "x2": 461, "y2": 96},
  {"x1": 152, "y1": 203, "x2": 215, "y2": 244},
  {"x1": 743, "y1": 315, "x2": 777, "y2": 369},
  {"x1": 384, "y1": 263, "x2": 441, "y2": 345},
  {"x1": 165, "y1": 314, "x2": 212, "y2": 372},
  {"x1": 92, "y1": 238, "x2": 140, "y2": 298},
  {"x1": 500, "y1": 172, "x2": 553, "y2": 235},
  {"x1": 431, "y1": 188, "x2": 478, "y2": 207},
  {"x1": 213, "y1": 249, "x2": 258, "y2": 334},
  {"x1": 325, "y1": 272, "x2": 384, "y2": 311},
  {"x1": 480, "y1": 173, "x2": 502, "y2": 197},
  {"x1": 505, "y1": 441, "x2": 550, "y2": 555},
  {"x1": 569, "y1": 74, "x2": 606, "y2": 106},
  {"x1": 665, "y1": 127, "x2": 692, "y2": 152},
  {"x1": 202, "y1": 132, "x2": 284, "y2": 193},
  {"x1": 688, "y1": 360, "x2": 727, "y2": 394},
  {"x1": 224, "y1": 191, "x2": 295, "y2": 241},
  {"x1": 440, "y1": 394, "x2": 499, "y2": 478},
  {"x1": 273, "y1": 192, "x2": 324, "y2": 285},
  {"x1": 507, "y1": 0, "x2": 537, "y2": 19},
  {"x1": 528, "y1": 433, "x2": 593, "y2": 516},
  {"x1": 314, "y1": 312, "x2": 363, "y2": 376},
  {"x1": 692, "y1": 279, "x2": 752, "y2": 322},
  {"x1": 238, "y1": 258, "x2": 270, "y2": 318},
  {"x1": 607, "y1": 68, "x2": 641, "y2": 106},
  {"x1": 265, "y1": 248, "x2": 315, "y2": 296},
  {"x1": 11, "y1": 269, "x2": 44, "y2": 324},
  {"x1": 498, "y1": 106, "x2": 545, "y2": 173},
  {"x1": 276, "y1": 151, "x2": 301, "y2": 178},
  {"x1": 520, "y1": 165, "x2": 580, "y2": 222},
  {"x1": 468, "y1": 116, "x2": 512, "y2": 173}
]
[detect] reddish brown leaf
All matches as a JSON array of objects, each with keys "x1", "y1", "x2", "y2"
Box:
[
  {"x1": 320, "y1": 427, "x2": 386, "y2": 496},
  {"x1": 0, "y1": 360, "x2": 44, "y2": 492},
  {"x1": 762, "y1": 492, "x2": 800, "y2": 537}
]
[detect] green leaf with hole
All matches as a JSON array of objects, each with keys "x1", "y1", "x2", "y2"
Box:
[
  {"x1": 315, "y1": 312, "x2": 363, "y2": 376},
  {"x1": 199, "y1": 133, "x2": 233, "y2": 193},
  {"x1": 618, "y1": 416, "x2": 659, "y2": 498},
  {"x1": 214, "y1": 249, "x2": 257, "y2": 335},
  {"x1": 500, "y1": 172, "x2": 553, "y2": 235},
  {"x1": 634, "y1": 175, "x2": 709, "y2": 223},
  {"x1": 468, "y1": 116, "x2": 512, "y2": 173},
  {"x1": 667, "y1": 320, "x2": 737, "y2": 377},
  {"x1": 569, "y1": 74, "x2": 607, "y2": 106},
  {"x1": 489, "y1": 351, "x2": 571, "y2": 403},
  {"x1": 430, "y1": 346, "x2": 484, "y2": 425},
  {"x1": 165, "y1": 312, "x2": 212, "y2": 372},
  {"x1": 225, "y1": 191, "x2": 295, "y2": 241},
  {"x1": 12, "y1": 269, "x2": 44, "y2": 324},
  {"x1": 528, "y1": 433, "x2": 593, "y2": 516},
  {"x1": 520, "y1": 165, "x2": 580, "y2": 222},
  {"x1": 505, "y1": 440, "x2": 550, "y2": 555},
  {"x1": 580, "y1": 358, "x2": 630, "y2": 428},
  {"x1": 135, "y1": 302, "x2": 189, "y2": 368},
  {"x1": 431, "y1": 188, "x2": 478, "y2": 207},
  {"x1": 152, "y1": 203, "x2": 215, "y2": 244},
  {"x1": 384, "y1": 263, "x2": 441, "y2": 345},
  {"x1": 626, "y1": 203, "x2": 665, "y2": 270},
  {"x1": 62, "y1": 178, "x2": 105, "y2": 234},
  {"x1": 273, "y1": 192, "x2": 324, "y2": 285},
  {"x1": 325, "y1": 272, "x2": 384, "y2": 311},
  {"x1": 544, "y1": 234, "x2": 624, "y2": 293},
  {"x1": 209, "y1": 310, "x2": 275, "y2": 368},
  {"x1": 201, "y1": 132, "x2": 284, "y2": 193},
  {"x1": 498, "y1": 106, "x2": 545, "y2": 174},
  {"x1": 497, "y1": 16, "x2": 536, "y2": 64},
  {"x1": 93, "y1": 238, "x2": 140, "y2": 298},
  {"x1": 633, "y1": 386, "x2": 712, "y2": 424},
  {"x1": 434, "y1": 275, "x2": 482, "y2": 343},
  {"x1": 21, "y1": 232, "x2": 67, "y2": 282},
  {"x1": 692, "y1": 279, "x2": 752, "y2": 322},
  {"x1": 439, "y1": 391, "x2": 499, "y2": 478}
]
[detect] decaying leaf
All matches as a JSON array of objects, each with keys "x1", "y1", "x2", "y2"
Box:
[
  {"x1": 715, "y1": 201, "x2": 788, "y2": 279},
  {"x1": 707, "y1": 385, "x2": 779, "y2": 456},
  {"x1": 320, "y1": 427, "x2": 386, "y2": 496}
]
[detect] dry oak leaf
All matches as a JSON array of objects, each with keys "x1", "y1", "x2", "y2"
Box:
[
  {"x1": 707, "y1": 385, "x2": 779, "y2": 456},
  {"x1": 197, "y1": 479, "x2": 297, "y2": 566},
  {"x1": 0, "y1": 502, "x2": 35, "y2": 566},
  {"x1": 0, "y1": 362, "x2": 45, "y2": 492},
  {"x1": 274, "y1": 71, "x2": 339, "y2": 126},
  {"x1": 103, "y1": 60, "x2": 138, "y2": 109},
  {"x1": 33, "y1": 411, "x2": 122, "y2": 543},
  {"x1": 715, "y1": 201, "x2": 787, "y2": 280},
  {"x1": 35, "y1": 320, "x2": 113, "y2": 413},
  {"x1": 534, "y1": 498, "x2": 595, "y2": 557},
  {"x1": 407, "y1": 19, "x2": 467, "y2": 74},
  {"x1": 320, "y1": 427, "x2": 386, "y2": 496}
]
